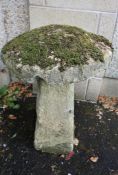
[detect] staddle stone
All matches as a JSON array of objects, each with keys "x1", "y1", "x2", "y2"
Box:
[{"x1": 1, "y1": 24, "x2": 112, "y2": 154}]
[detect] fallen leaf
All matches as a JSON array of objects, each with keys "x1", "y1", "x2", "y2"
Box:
[
  {"x1": 51, "y1": 165, "x2": 56, "y2": 172},
  {"x1": 65, "y1": 151, "x2": 75, "y2": 160},
  {"x1": 11, "y1": 133, "x2": 17, "y2": 139},
  {"x1": 98, "y1": 111, "x2": 103, "y2": 115},
  {"x1": 103, "y1": 104, "x2": 110, "y2": 109},
  {"x1": 98, "y1": 96, "x2": 118, "y2": 112},
  {"x1": 96, "y1": 114, "x2": 102, "y2": 119},
  {"x1": 3, "y1": 143, "x2": 7, "y2": 148},
  {"x1": 8, "y1": 114, "x2": 17, "y2": 120},
  {"x1": 90, "y1": 156, "x2": 99, "y2": 163}
]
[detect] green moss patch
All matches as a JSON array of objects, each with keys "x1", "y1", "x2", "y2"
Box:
[{"x1": 2, "y1": 25, "x2": 112, "y2": 70}]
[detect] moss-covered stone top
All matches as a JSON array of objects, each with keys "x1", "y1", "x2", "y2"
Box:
[{"x1": 2, "y1": 25, "x2": 112, "y2": 71}]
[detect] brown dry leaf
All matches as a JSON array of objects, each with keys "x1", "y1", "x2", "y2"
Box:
[
  {"x1": 8, "y1": 114, "x2": 17, "y2": 120},
  {"x1": 98, "y1": 96, "x2": 118, "y2": 111},
  {"x1": 90, "y1": 156, "x2": 99, "y2": 163}
]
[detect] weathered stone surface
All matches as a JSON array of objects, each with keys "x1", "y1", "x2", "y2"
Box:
[
  {"x1": 2, "y1": 25, "x2": 112, "y2": 84},
  {"x1": 0, "y1": 1, "x2": 7, "y2": 51},
  {"x1": 2, "y1": 25, "x2": 112, "y2": 154},
  {"x1": 34, "y1": 80, "x2": 74, "y2": 153},
  {"x1": 81, "y1": 49, "x2": 112, "y2": 79},
  {"x1": 0, "y1": 1, "x2": 8, "y2": 81},
  {"x1": 2, "y1": 0, "x2": 29, "y2": 41},
  {"x1": 0, "y1": 0, "x2": 29, "y2": 87},
  {"x1": 6, "y1": 52, "x2": 112, "y2": 84}
]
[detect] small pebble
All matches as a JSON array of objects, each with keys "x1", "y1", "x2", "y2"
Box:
[
  {"x1": 73, "y1": 138, "x2": 79, "y2": 146},
  {"x1": 90, "y1": 156, "x2": 99, "y2": 163},
  {"x1": 3, "y1": 144, "x2": 7, "y2": 148},
  {"x1": 99, "y1": 111, "x2": 103, "y2": 115},
  {"x1": 60, "y1": 154, "x2": 65, "y2": 158}
]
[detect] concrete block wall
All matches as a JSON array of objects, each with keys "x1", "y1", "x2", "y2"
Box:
[
  {"x1": 0, "y1": 0, "x2": 29, "y2": 87},
  {"x1": 29, "y1": 0, "x2": 118, "y2": 40},
  {"x1": 29, "y1": 0, "x2": 118, "y2": 101}
]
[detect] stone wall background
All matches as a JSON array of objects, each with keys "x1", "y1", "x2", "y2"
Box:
[
  {"x1": 0, "y1": 0, "x2": 29, "y2": 86},
  {"x1": 0, "y1": 0, "x2": 118, "y2": 101},
  {"x1": 30, "y1": 0, "x2": 118, "y2": 41}
]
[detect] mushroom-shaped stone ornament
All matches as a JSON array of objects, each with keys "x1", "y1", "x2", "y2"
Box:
[{"x1": 1, "y1": 25, "x2": 112, "y2": 154}]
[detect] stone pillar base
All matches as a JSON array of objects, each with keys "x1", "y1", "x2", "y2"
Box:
[{"x1": 34, "y1": 80, "x2": 74, "y2": 154}]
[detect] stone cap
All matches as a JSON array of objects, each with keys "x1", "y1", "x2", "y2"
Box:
[{"x1": 1, "y1": 25, "x2": 112, "y2": 84}]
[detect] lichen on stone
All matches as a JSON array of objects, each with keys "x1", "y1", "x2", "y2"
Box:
[{"x1": 1, "y1": 25, "x2": 112, "y2": 71}]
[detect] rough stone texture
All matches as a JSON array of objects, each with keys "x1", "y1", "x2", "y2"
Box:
[
  {"x1": 2, "y1": 24, "x2": 112, "y2": 153},
  {"x1": 34, "y1": 81, "x2": 74, "y2": 153},
  {"x1": 98, "y1": 13, "x2": 117, "y2": 41},
  {"x1": 0, "y1": 1, "x2": 8, "y2": 81},
  {"x1": 86, "y1": 78, "x2": 103, "y2": 102},
  {"x1": 0, "y1": 1, "x2": 7, "y2": 52},
  {"x1": 2, "y1": 0, "x2": 29, "y2": 41},
  {"x1": 81, "y1": 51, "x2": 112, "y2": 79},
  {"x1": 33, "y1": 43, "x2": 111, "y2": 153},
  {"x1": 4, "y1": 48, "x2": 112, "y2": 85},
  {"x1": 100, "y1": 78, "x2": 118, "y2": 97},
  {"x1": 30, "y1": 6, "x2": 99, "y2": 33},
  {"x1": 44, "y1": 0, "x2": 118, "y2": 12}
]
